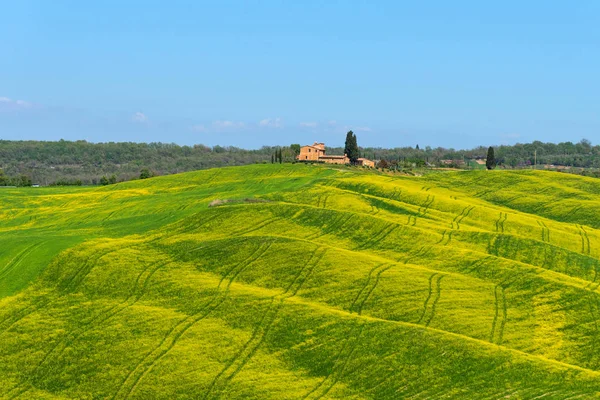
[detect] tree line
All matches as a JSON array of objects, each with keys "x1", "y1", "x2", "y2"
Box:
[{"x1": 0, "y1": 138, "x2": 598, "y2": 186}]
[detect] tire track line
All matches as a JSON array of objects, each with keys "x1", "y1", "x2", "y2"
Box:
[
  {"x1": 204, "y1": 246, "x2": 325, "y2": 399},
  {"x1": 28, "y1": 259, "x2": 168, "y2": 385},
  {"x1": 203, "y1": 299, "x2": 282, "y2": 400},
  {"x1": 356, "y1": 264, "x2": 393, "y2": 315},
  {"x1": 489, "y1": 285, "x2": 501, "y2": 343},
  {"x1": 0, "y1": 245, "x2": 130, "y2": 335},
  {"x1": 349, "y1": 263, "x2": 386, "y2": 313},
  {"x1": 417, "y1": 273, "x2": 437, "y2": 324},
  {"x1": 424, "y1": 275, "x2": 444, "y2": 327},
  {"x1": 0, "y1": 242, "x2": 44, "y2": 281},
  {"x1": 358, "y1": 223, "x2": 397, "y2": 250},
  {"x1": 497, "y1": 286, "x2": 508, "y2": 345},
  {"x1": 302, "y1": 324, "x2": 366, "y2": 400},
  {"x1": 112, "y1": 241, "x2": 274, "y2": 400}
]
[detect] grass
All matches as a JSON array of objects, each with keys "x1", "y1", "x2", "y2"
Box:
[{"x1": 2, "y1": 164, "x2": 600, "y2": 398}]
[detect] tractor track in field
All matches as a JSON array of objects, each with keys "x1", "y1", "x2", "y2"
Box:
[
  {"x1": 355, "y1": 264, "x2": 393, "y2": 315},
  {"x1": 424, "y1": 275, "x2": 444, "y2": 327},
  {"x1": 177, "y1": 208, "x2": 237, "y2": 233},
  {"x1": 0, "y1": 245, "x2": 131, "y2": 335},
  {"x1": 58, "y1": 245, "x2": 131, "y2": 294},
  {"x1": 464, "y1": 256, "x2": 494, "y2": 274},
  {"x1": 443, "y1": 230, "x2": 453, "y2": 246},
  {"x1": 436, "y1": 230, "x2": 447, "y2": 245},
  {"x1": 502, "y1": 194, "x2": 523, "y2": 206},
  {"x1": 475, "y1": 189, "x2": 492, "y2": 198},
  {"x1": 112, "y1": 241, "x2": 274, "y2": 400},
  {"x1": 403, "y1": 246, "x2": 433, "y2": 266},
  {"x1": 2, "y1": 243, "x2": 156, "y2": 396},
  {"x1": 489, "y1": 285, "x2": 508, "y2": 345},
  {"x1": 305, "y1": 214, "x2": 352, "y2": 241},
  {"x1": 349, "y1": 263, "x2": 386, "y2": 313},
  {"x1": 452, "y1": 206, "x2": 475, "y2": 230},
  {"x1": 436, "y1": 230, "x2": 452, "y2": 246},
  {"x1": 417, "y1": 273, "x2": 437, "y2": 324},
  {"x1": 204, "y1": 247, "x2": 325, "y2": 399},
  {"x1": 357, "y1": 223, "x2": 397, "y2": 250},
  {"x1": 537, "y1": 221, "x2": 550, "y2": 243},
  {"x1": 579, "y1": 225, "x2": 591, "y2": 256},
  {"x1": 301, "y1": 324, "x2": 366, "y2": 400},
  {"x1": 494, "y1": 212, "x2": 508, "y2": 233},
  {"x1": 316, "y1": 194, "x2": 324, "y2": 208},
  {"x1": 234, "y1": 216, "x2": 279, "y2": 236},
  {"x1": 0, "y1": 241, "x2": 45, "y2": 282},
  {"x1": 25, "y1": 259, "x2": 168, "y2": 388},
  {"x1": 417, "y1": 195, "x2": 435, "y2": 217},
  {"x1": 286, "y1": 248, "x2": 327, "y2": 297},
  {"x1": 203, "y1": 299, "x2": 283, "y2": 400}
]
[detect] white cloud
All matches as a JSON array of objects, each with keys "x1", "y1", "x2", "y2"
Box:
[
  {"x1": 0, "y1": 96, "x2": 32, "y2": 109},
  {"x1": 15, "y1": 100, "x2": 31, "y2": 107},
  {"x1": 300, "y1": 122, "x2": 318, "y2": 128},
  {"x1": 132, "y1": 112, "x2": 148, "y2": 123},
  {"x1": 259, "y1": 117, "x2": 283, "y2": 128},
  {"x1": 191, "y1": 124, "x2": 206, "y2": 132},
  {"x1": 353, "y1": 126, "x2": 372, "y2": 132},
  {"x1": 213, "y1": 120, "x2": 245, "y2": 129}
]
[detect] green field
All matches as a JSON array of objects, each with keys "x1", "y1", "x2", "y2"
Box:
[{"x1": 3, "y1": 164, "x2": 600, "y2": 399}]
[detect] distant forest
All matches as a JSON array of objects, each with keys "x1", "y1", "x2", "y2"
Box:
[{"x1": 0, "y1": 139, "x2": 598, "y2": 186}]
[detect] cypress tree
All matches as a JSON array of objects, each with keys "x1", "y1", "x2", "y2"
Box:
[
  {"x1": 344, "y1": 131, "x2": 359, "y2": 164},
  {"x1": 486, "y1": 146, "x2": 496, "y2": 170},
  {"x1": 344, "y1": 131, "x2": 354, "y2": 159}
]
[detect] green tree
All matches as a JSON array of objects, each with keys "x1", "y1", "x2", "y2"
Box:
[
  {"x1": 108, "y1": 174, "x2": 117, "y2": 184},
  {"x1": 19, "y1": 175, "x2": 32, "y2": 187},
  {"x1": 344, "y1": 131, "x2": 360, "y2": 164},
  {"x1": 486, "y1": 146, "x2": 496, "y2": 170},
  {"x1": 0, "y1": 170, "x2": 7, "y2": 186},
  {"x1": 100, "y1": 176, "x2": 109, "y2": 185},
  {"x1": 344, "y1": 131, "x2": 353, "y2": 160},
  {"x1": 290, "y1": 144, "x2": 301, "y2": 156},
  {"x1": 140, "y1": 168, "x2": 152, "y2": 179},
  {"x1": 271, "y1": 154, "x2": 274, "y2": 164}
]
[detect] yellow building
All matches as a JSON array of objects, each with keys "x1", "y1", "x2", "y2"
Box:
[
  {"x1": 357, "y1": 158, "x2": 375, "y2": 168},
  {"x1": 298, "y1": 142, "x2": 326, "y2": 161},
  {"x1": 297, "y1": 141, "x2": 372, "y2": 167}
]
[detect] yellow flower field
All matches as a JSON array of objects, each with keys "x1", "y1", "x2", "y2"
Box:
[{"x1": 2, "y1": 164, "x2": 600, "y2": 398}]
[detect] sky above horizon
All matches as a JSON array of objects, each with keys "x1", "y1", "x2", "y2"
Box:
[{"x1": 2, "y1": 1, "x2": 600, "y2": 149}]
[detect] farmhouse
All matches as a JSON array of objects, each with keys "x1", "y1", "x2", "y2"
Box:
[
  {"x1": 297, "y1": 142, "x2": 373, "y2": 167},
  {"x1": 357, "y1": 158, "x2": 375, "y2": 168},
  {"x1": 298, "y1": 142, "x2": 326, "y2": 161}
]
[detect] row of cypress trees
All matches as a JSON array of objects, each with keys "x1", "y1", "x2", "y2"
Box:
[{"x1": 271, "y1": 148, "x2": 283, "y2": 164}]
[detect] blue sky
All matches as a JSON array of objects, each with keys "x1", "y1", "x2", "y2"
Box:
[{"x1": 1, "y1": 1, "x2": 599, "y2": 149}]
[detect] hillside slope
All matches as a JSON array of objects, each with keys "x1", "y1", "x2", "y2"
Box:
[{"x1": 2, "y1": 164, "x2": 600, "y2": 398}]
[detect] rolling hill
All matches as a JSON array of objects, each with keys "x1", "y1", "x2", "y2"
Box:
[{"x1": 2, "y1": 164, "x2": 600, "y2": 399}]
